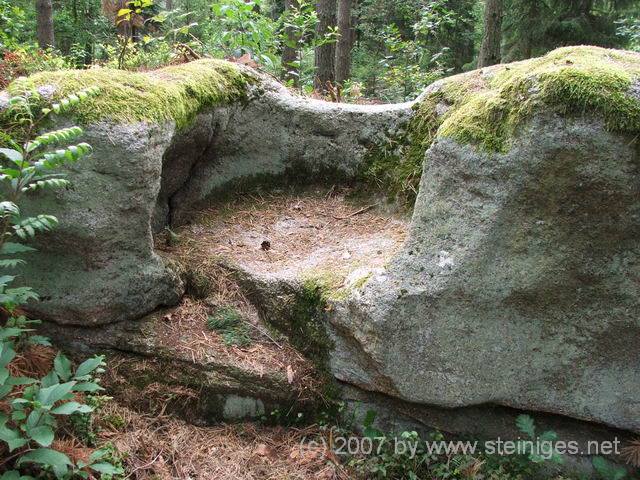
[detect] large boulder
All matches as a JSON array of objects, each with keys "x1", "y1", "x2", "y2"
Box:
[
  {"x1": 156, "y1": 79, "x2": 411, "y2": 226},
  {"x1": 327, "y1": 47, "x2": 640, "y2": 434},
  {"x1": 18, "y1": 121, "x2": 183, "y2": 326},
  {"x1": 329, "y1": 114, "x2": 640, "y2": 432},
  {"x1": 4, "y1": 45, "x2": 640, "y2": 443},
  {"x1": 4, "y1": 60, "x2": 410, "y2": 326}
]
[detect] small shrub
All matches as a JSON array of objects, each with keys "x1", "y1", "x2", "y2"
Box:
[{"x1": 0, "y1": 49, "x2": 70, "y2": 89}]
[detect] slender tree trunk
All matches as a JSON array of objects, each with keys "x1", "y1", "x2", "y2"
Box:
[
  {"x1": 166, "y1": 0, "x2": 173, "y2": 10},
  {"x1": 478, "y1": 0, "x2": 502, "y2": 68},
  {"x1": 334, "y1": 0, "x2": 352, "y2": 87},
  {"x1": 314, "y1": 0, "x2": 336, "y2": 94},
  {"x1": 36, "y1": 0, "x2": 55, "y2": 49},
  {"x1": 519, "y1": 0, "x2": 538, "y2": 58},
  {"x1": 282, "y1": 0, "x2": 299, "y2": 85}
]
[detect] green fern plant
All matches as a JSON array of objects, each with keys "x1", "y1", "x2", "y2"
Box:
[
  {"x1": 0, "y1": 82, "x2": 124, "y2": 478},
  {"x1": 592, "y1": 456, "x2": 627, "y2": 480},
  {"x1": 514, "y1": 414, "x2": 564, "y2": 467},
  {"x1": 0, "y1": 82, "x2": 98, "y2": 273}
]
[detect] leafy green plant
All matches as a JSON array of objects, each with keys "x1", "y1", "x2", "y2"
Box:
[
  {"x1": 362, "y1": 409, "x2": 383, "y2": 439},
  {"x1": 374, "y1": 23, "x2": 444, "y2": 101},
  {"x1": 0, "y1": 82, "x2": 123, "y2": 478},
  {"x1": 279, "y1": 0, "x2": 337, "y2": 89},
  {"x1": 592, "y1": 456, "x2": 627, "y2": 480},
  {"x1": 207, "y1": 306, "x2": 251, "y2": 347},
  {"x1": 616, "y1": 16, "x2": 640, "y2": 51},
  {"x1": 0, "y1": 1, "x2": 27, "y2": 52},
  {"x1": 210, "y1": 0, "x2": 278, "y2": 68},
  {"x1": 347, "y1": 410, "x2": 586, "y2": 479},
  {"x1": 1, "y1": 348, "x2": 116, "y2": 477},
  {"x1": 515, "y1": 414, "x2": 563, "y2": 465}
]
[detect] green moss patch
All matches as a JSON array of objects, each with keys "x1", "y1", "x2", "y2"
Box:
[
  {"x1": 364, "y1": 46, "x2": 640, "y2": 201},
  {"x1": 7, "y1": 59, "x2": 254, "y2": 128}
]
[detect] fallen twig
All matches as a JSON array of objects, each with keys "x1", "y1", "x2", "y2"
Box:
[{"x1": 332, "y1": 203, "x2": 377, "y2": 220}]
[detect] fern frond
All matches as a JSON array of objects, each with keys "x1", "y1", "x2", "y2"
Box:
[{"x1": 13, "y1": 215, "x2": 58, "y2": 239}]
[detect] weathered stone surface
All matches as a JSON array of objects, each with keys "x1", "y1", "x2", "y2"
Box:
[
  {"x1": 8, "y1": 47, "x2": 640, "y2": 442},
  {"x1": 38, "y1": 304, "x2": 313, "y2": 423},
  {"x1": 19, "y1": 121, "x2": 184, "y2": 326},
  {"x1": 14, "y1": 73, "x2": 410, "y2": 326},
  {"x1": 162, "y1": 77, "x2": 412, "y2": 225},
  {"x1": 328, "y1": 114, "x2": 640, "y2": 433}
]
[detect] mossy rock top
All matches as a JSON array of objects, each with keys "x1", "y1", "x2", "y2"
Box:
[
  {"x1": 5, "y1": 59, "x2": 254, "y2": 128},
  {"x1": 418, "y1": 45, "x2": 640, "y2": 152},
  {"x1": 366, "y1": 46, "x2": 640, "y2": 198}
]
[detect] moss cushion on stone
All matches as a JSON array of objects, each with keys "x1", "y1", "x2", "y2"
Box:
[
  {"x1": 6, "y1": 59, "x2": 254, "y2": 128},
  {"x1": 366, "y1": 46, "x2": 640, "y2": 198}
]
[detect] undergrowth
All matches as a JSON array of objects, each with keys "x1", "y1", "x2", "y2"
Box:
[{"x1": 340, "y1": 411, "x2": 634, "y2": 480}]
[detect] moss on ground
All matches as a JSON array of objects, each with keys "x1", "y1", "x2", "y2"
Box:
[
  {"x1": 288, "y1": 277, "x2": 335, "y2": 373},
  {"x1": 6, "y1": 59, "x2": 254, "y2": 128},
  {"x1": 363, "y1": 46, "x2": 640, "y2": 201}
]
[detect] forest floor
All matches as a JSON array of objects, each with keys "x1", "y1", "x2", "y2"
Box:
[
  {"x1": 166, "y1": 185, "x2": 409, "y2": 288},
  {"x1": 97, "y1": 186, "x2": 411, "y2": 479},
  {"x1": 83, "y1": 186, "x2": 410, "y2": 479},
  {"x1": 91, "y1": 401, "x2": 352, "y2": 480}
]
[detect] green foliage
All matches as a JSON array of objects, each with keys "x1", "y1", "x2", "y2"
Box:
[
  {"x1": 353, "y1": 0, "x2": 475, "y2": 100},
  {"x1": 0, "y1": 84, "x2": 123, "y2": 478},
  {"x1": 0, "y1": 48, "x2": 71, "y2": 90},
  {"x1": 0, "y1": 83, "x2": 99, "y2": 279},
  {"x1": 593, "y1": 456, "x2": 628, "y2": 480},
  {"x1": 1, "y1": 0, "x2": 638, "y2": 103},
  {"x1": 0, "y1": 1, "x2": 28, "y2": 51},
  {"x1": 503, "y1": 0, "x2": 637, "y2": 61},
  {"x1": 287, "y1": 278, "x2": 335, "y2": 373},
  {"x1": 1, "y1": 342, "x2": 113, "y2": 477},
  {"x1": 617, "y1": 16, "x2": 640, "y2": 51},
  {"x1": 51, "y1": 0, "x2": 114, "y2": 67},
  {"x1": 207, "y1": 306, "x2": 251, "y2": 347},
  {"x1": 375, "y1": 23, "x2": 445, "y2": 101},
  {"x1": 279, "y1": 0, "x2": 338, "y2": 89},
  {"x1": 210, "y1": 0, "x2": 278, "y2": 69},
  {"x1": 70, "y1": 395, "x2": 112, "y2": 447},
  {"x1": 514, "y1": 414, "x2": 563, "y2": 465},
  {"x1": 347, "y1": 411, "x2": 579, "y2": 479}
]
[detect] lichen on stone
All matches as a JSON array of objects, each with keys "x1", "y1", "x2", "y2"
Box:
[
  {"x1": 364, "y1": 46, "x2": 640, "y2": 200},
  {"x1": 5, "y1": 59, "x2": 254, "y2": 128}
]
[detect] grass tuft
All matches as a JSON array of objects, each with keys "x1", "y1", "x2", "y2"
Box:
[{"x1": 207, "y1": 306, "x2": 252, "y2": 347}]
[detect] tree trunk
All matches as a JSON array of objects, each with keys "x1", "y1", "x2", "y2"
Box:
[
  {"x1": 282, "y1": 0, "x2": 299, "y2": 85},
  {"x1": 314, "y1": 0, "x2": 336, "y2": 94},
  {"x1": 519, "y1": 0, "x2": 538, "y2": 59},
  {"x1": 36, "y1": 0, "x2": 55, "y2": 49},
  {"x1": 334, "y1": 0, "x2": 352, "y2": 86},
  {"x1": 477, "y1": 0, "x2": 502, "y2": 68},
  {"x1": 512, "y1": 0, "x2": 542, "y2": 60},
  {"x1": 166, "y1": 0, "x2": 173, "y2": 10}
]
